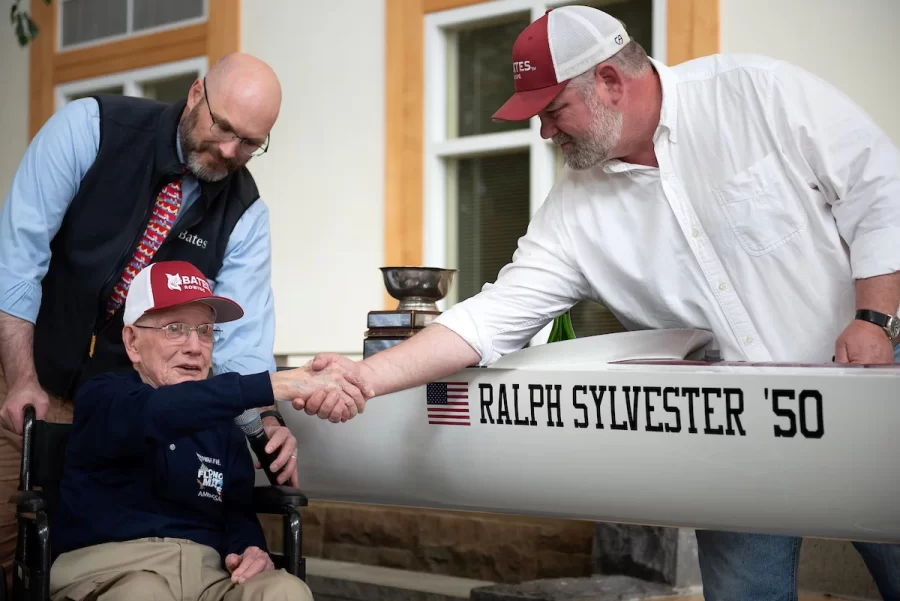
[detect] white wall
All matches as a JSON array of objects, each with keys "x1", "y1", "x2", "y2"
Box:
[
  {"x1": 242, "y1": 0, "x2": 386, "y2": 358},
  {"x1": 0, "y1": 3, "x2": 31, "y2": 210},
  {"x1": 721, "y1": 0, "x2": 900, "y2": 144}
]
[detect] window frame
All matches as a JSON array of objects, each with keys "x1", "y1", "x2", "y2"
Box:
[
  {"x1": 383, "y1": 0, "x2": 718, "y2": 311},
  {"x1": 54, "y1": 56, "x2": 208, "y2": 110},
  {"x1": 422, "y1": 0, "x2": 667, "y2": 341},
  {"x1": 28, "y1": 0, "x2": 240, "y2": 140},
  {"x1": 57, "y1": 0, "x2": 209, "y2": 52}
]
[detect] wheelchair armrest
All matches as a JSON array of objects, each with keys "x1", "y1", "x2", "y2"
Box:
[
  {"x1": 252, "y1": 485, "x2": 307, "y2": 514},
  {"x1": 10, "y1": 490, "x2": 47, "y2": 514}
]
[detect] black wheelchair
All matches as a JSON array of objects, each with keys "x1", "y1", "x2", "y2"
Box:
[{"x1": 2, "y1": 405, "x2": 308, "y2": 601}]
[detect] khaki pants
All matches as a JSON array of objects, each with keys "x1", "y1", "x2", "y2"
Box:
[
  {"x1": 50, "y1": 538, "x2": 313, "y2": 601},
  {"x1": 0, "y1": 365, "x2": 74, "y2": 585}
]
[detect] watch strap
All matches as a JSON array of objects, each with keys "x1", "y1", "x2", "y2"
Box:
[
  {"x1": 855, "y1": 309, "x2": 896, "y2": 337},
  {"x1": 259, "y1": 410, "x2": 286, "y2": 427}
]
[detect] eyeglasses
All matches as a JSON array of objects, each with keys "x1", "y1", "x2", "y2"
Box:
[
  {"x1": 134, "y1": 323, "x2": 221, "y2": 344},
  {"x1": 202, "y1": 76, "x2": 270, "y2": 157}
]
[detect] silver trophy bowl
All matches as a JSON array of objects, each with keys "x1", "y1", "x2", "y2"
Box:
[{"x1": 380, "y1": 267, "x2": 457, "y2": 312}]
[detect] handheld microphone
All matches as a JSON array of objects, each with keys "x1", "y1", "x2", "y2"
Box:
[{"x1": 234, "y1": 408, "x2": 280, "y2": 485}]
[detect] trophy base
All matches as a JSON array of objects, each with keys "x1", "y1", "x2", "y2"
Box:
[{"x1": 363, "y1": 310, "x2": 442, "y2": 358}]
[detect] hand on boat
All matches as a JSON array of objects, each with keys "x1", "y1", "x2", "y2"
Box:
[{"x1": 834, "y1": 319, "x2": 895, "y2": 364}]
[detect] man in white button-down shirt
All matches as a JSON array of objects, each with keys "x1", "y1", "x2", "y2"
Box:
[{"x1": 306, "y1": 5, "x2": 900, "y2": 598}]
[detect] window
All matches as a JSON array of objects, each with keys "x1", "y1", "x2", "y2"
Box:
[
  {"x1": 142, "y1": 72, "x2": 203, "y2": 103},
  {"x1": 449, "y1": 152, "x2": 532, "y2": 304},
  {"x1": 54, "y1": 57, "x2": 207, "y2": 110},
  {"x1": 59, "y1": 0, "x2": 206, "y2": 50},
  {"x1": 425, "y1": 0, "x2": 659, "y2": 343},
  {"x1": 67, "y1": 85, "x2": 125, "y2": 102}
]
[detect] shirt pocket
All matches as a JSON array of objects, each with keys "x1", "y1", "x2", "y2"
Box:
[
  {"x1": 712, "y1": 152, "x2": 808, "y2": 256},
  {"x1": 153, "y1": 440, "x2": 225, "y2": 512}
]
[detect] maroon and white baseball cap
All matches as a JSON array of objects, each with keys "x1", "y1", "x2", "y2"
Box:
[
  {"x1": 492, "y1": 5, "x2": 630, "y2": 122},
  {"x1": 123, "y1": 260, "x2": 244, "y2": 325}
]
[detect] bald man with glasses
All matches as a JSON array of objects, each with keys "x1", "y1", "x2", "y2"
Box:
[{"x1": 0, "y1": 52, "x2": 365, "y2": 584}]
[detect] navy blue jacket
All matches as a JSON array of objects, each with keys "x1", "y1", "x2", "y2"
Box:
[{"x1": 53, "y1": 370, "x2": 273, "y2": 561}]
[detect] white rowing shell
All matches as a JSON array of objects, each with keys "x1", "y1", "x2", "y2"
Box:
[{"x1": 283, "y1": 330, "x2": 900, "y2": 543}]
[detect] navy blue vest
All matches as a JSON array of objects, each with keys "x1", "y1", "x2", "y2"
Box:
[{"x1": 33, "y1": 95, "x2": 260, "y2": 399}]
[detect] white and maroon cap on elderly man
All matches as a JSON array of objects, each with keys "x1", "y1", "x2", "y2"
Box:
[
  {"x1": 123, "y1": 260, "x2": 244, "y2": 325},
  {"x1": 492, "y1": 5, "x2": 630, "y2": 122}
]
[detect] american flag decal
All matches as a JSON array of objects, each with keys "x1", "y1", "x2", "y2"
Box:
[{"x1": 426, "y1": 381, "x2": 470, "y2": 426}]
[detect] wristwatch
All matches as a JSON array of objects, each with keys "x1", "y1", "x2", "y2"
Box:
[
  {"x1": 855, "y1": 309, "x2": 900, "y2": 340},
  {"x1": 259, "y1": 410, "x2": 286, "y2": 427}
]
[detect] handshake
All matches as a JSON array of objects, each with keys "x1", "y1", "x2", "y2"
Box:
[{"x1": 269, "y1": 353, "x2": 375, "y2": 422}]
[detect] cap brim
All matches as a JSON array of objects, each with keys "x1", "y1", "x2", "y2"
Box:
[
  {"x1": 141, "y1": 296, "x2": 245, "y2": 324},
  {"x1": 195, "y1": 297, "x2": 244, "y2": 324},
  {"x1": 491, "y1": 80, "x2": 570, "y2": 122}
]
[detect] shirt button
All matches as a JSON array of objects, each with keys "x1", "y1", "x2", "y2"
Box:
[
  {"x1": 691, "y1": 229, "x2": 700, "y2": 238},
  {"x1": 744, "y1": 336, "x2": 754, "y2": 344},
  {"x1": 717, "y1": 282, "x2": 727, "y2": 292},
  {"x1": 169, "y1": 444, "x2": 176, "y2": 451}
]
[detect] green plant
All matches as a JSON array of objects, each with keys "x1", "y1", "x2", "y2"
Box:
[
  {"x1": 546, "y1": 311, "x2": 576, "y2": 343},
  {"x1": 10, "y1": 0, "x2": 51, "y2": 48}
]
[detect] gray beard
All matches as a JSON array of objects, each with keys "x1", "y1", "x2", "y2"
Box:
[
  {"x1": 185, "y1": 150, "x2": 229, "y2": 182},
  {"x1": 178, "y1": 105, "x2": 233, "y2": 182},
  {"x1": 555, "y1": 90, "x2": 623, "y2": 171}
]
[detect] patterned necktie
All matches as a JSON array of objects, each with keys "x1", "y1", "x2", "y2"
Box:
[{"x1": 105, "y1": 174, "x2": 185, "y2": 318}]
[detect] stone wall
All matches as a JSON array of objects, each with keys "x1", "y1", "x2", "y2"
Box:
[
  {"x1": 261, "y1": 501, "x2": 595, "y2": 583},
  {"x1": 261, "y1": 505, "x2": 886, "y2": 599}
]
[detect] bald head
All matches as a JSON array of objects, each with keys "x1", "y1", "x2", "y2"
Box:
[
  {"x1": 206, "y1": 53, "x2": 282, "y2": 134},
  {"x1": 179, "y1": 52, "x2": 282, "y2": 181}
]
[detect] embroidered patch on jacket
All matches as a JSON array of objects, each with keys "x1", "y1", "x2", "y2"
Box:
[{"x1": 196, "y1": 453, "x2": 224, "y2": 502}]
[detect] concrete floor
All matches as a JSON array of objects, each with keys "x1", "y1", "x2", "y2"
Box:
[
  {"x1": 655, "y1": 598, "x2": 842, "y2": 601},
  {"x1": 307, "y1": 557, "x2": 494, "y2": 599},
  {"x1": 305, "y1": 558, "x2": 867, "y2": 601}
]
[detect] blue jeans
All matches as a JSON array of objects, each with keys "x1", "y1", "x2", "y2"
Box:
[{"x1": 696, "y1": 530, "x2": 900, "y2": 600}]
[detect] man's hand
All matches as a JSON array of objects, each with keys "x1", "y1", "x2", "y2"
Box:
[
  {"x1": 271, "y1": 367, "x2": 368, "y2": 423},
  {"x1": 835, "y1": 319, "x2": 895, "y2": 364},
  {"x1": 0, "y1": 379, "x2": 49, "y2": 435},
  {"x1": 258, "y1": 419, "x2": 299, "y2": 486},
  {"x1": 302, "y1": 353, "x2": 375, "y2": 418},
  {"x1": 224, "y1": 546, "x2": 274, "y2": 584},
  {"x1": 0, "y1": 312, "x2": 47, "y2": 435}
]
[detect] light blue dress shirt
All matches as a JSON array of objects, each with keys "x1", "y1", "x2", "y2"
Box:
[{"x1": 0, "y1": 98, "x2": 276, "y2": 376}]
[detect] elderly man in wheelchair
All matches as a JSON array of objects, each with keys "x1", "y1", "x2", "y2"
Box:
[{"x1": 9, "y1": 260, "x2": 362, "y2": 601}]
